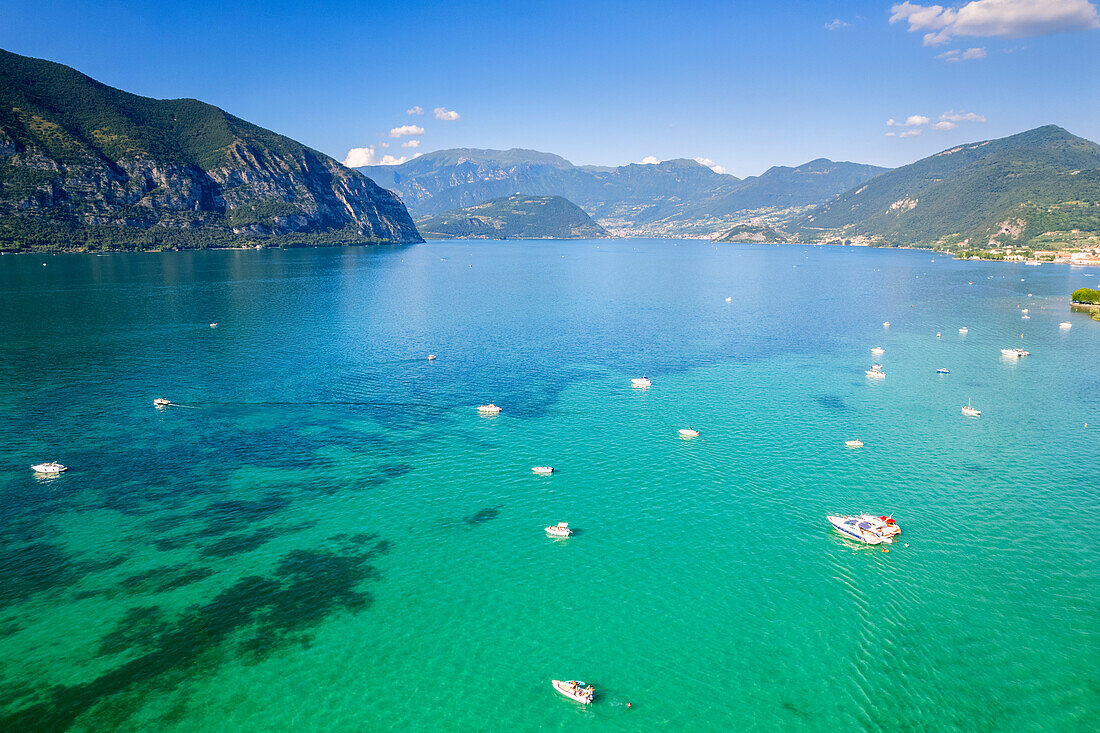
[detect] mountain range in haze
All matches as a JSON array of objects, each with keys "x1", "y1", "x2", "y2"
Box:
[{"x1": 361, "y1": 151, "x2": 886, "y2": 237}]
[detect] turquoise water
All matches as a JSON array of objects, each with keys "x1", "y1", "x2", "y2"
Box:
[{"x1": 0, "y1": 241, "x2": 1097, "y2": 731}]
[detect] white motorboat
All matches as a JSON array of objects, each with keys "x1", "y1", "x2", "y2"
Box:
[
  {"x1": 153, "y1": 398, "x2": 171, "y2": 407},
  {"x1": 865, "y1": 368, "x2": 885, "y2": 379},
  {"x1": 477, "y1": 404, "x2": 501, "y2": 414},
  {"x1": 209, "y1": 322, "x2": 218, "y2": 328},
  {"x1": 936, "y1": 368, "x2": 950, "y2": 374},
  {"x1": 827, "y1": 514, "x2": 900, "y2": 545},
  {"x1": 845, "y1": 440, "x2": 863, "y2": 448},
  {"x1": 1060, "y1": 321, "x2": 1072, "y2": 329},
  {"x1": 1000, "y1": 348, "x2": 1030, "y2": 358},
  {"x1": 1021, "y1": 315, "x2": 1030, "y2": 320},
  {"x1": 962, "y1": 398, "x2": 981, "y2": 417},
  {"x1": 545, "y1": 522, "x2": 572, "y2": 537},
  {"x1": 532, "y1": 466, "x2": 554, "y2": 475},
  {"x1": 678, "y1": 428, "x2": 699, "y2": 438},
  {"x1": 870, "y1": 347, "x2": 885, "y2": 355},
  {"x1": 31, "y1": 461, "x2": 67, "y2": 474},
  {"x1": 551, "y1": 679, "x2": 593, "y2": 704},
  {"x1": 725, "y1": 296, "x2": 732, "y2": 302},
  {"x1": 1026, "y1": 260, "x2": 1042, "y2": 266},
  {"x1": 1021, "y1": 308, "x2": 1029, "y2": 314},
  {"x1": 882, "y1": 321, "x2": 890, "y2": 327},
  {"x1": 427, "y1": 354, "x2": 436, "y2": 361},
  {"x1": 958, "y1": 327, "x2": 968, "y2": 334},
  {"x1": 936, "y1": 332, "x2": 941, "y2": 338},
  {"x1": 631, "y1": 377, "x2": 652, "y2": 388}
]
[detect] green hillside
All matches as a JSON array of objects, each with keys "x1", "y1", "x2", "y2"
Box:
[
  {"x1": 0, "y1": 48, "x2": 421, "y2": 249},
  {"x1": 415, "y1": 195, "x2": 609, "y2": 239},
  {"x1": 797, "y1": 126, "x2": 1100, "y2": 249}
]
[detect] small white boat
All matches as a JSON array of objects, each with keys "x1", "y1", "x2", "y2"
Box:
[
  {"x1": 962, "y1": 398, "x2": 981, "y2": 417},
  {"x1": 532, "y1": 466, "x2": 554, "y2": 475},
  {"x1": 678, "y1": 428, "x2": 699, "y2": 438},
  {"x1": 958, "y1": 327, "x2": 968, "y2": 334},
  {"x1": 1021, "y1": 309, "x2": 1029, "y2": 314},
  {"x1": 153, "y1": 398, "x2": 171, "y2": 407},
  {"x1": 827, "y1": 514, "x2": 900, "y2": 545},
  {"x1": 1000, "y1": 348, "x2": 1030, "y2": 358},
  {"x1": 870, "y1": 347, "x2": 885, "y2": 355},
  {"x1": 865, "y1": 368, "x2": 885, "y2": 379},
  {"x1": 845, "y1": 440, "x2": 863, "y2": 448},
  {"x1": 545, "y1": 522, "x2": 572, "y2": 537},
  {"x1": 631, "y1": 377, "x2": 652, "y2": 388},
  {"x1": 1060, "y1": 322, "x2": 1072, "y2": 329},
  {"x1": 477, "y1": 404, "x2": 501, "y2": 414},
  {"x1": 1026, "y1": 260, "x2": 1041, "y2": 266},
  {"x1": 551, "y1": 679, "x2": 593, "y2": 704},
  {"x1": 31, "y1": 461, "x2": 67, "y2": 474},
  {"x1": 870, "y1": 363, "x2": 883, "y2": 371},
  {"x1": 209, "y1": 322, "x2": 218, "y2": 328},
  {"x1": 725, "y1": 296, "x2": 732, "y2": 302},
  {"x1": 1021, "y1": 315, "x2": 1030, "y2": 320},
  {"x1": 882, "y1": 321, "x2": 890, "y2": 327},
  {"x1": 936, "y1": 332, "x2": 941, "y2": 338},
  {"x1": 936, "y1": 368, "x2": 950, "y2": 374},
  {"x1": 427, "y1": 354, "x2": 436, "y2": 361}
]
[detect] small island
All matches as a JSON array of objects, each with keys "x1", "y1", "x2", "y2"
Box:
[{"x1": 415, "y1": 195, "x2": 609, "y2": 240}]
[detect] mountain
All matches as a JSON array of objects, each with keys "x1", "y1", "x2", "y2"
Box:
[
  {"x1": 797, "y1": 125, "x2": 1100, "y2": 248},
  {"x1": 0, "y1": 48, "x2": 421, "y2": 249},
  {"x1": 360, "y1": 149, "x2": 887, "y2": 237},
  {"x1": 415, "y1": 194, "x2": 609, "y2": 239}
]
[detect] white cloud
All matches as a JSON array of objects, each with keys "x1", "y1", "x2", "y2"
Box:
[
  {"x1": 936, "y1": 46, "x2": 988, "y2": 61},
  {"x1": 389, "y1": 125, "x2": 425, "y2": 138},
  {"x1": 406, "y1": 106, "x2": 424, "y2": 115},
  {"x1": 379, "y1": 142, "x2": 390, "y2": 148},
  {"x1": 341, "y1": 146, "x2": 409, "y2": 167},
  {"x1": 640, "y1": 155, "x2": 660, "y2": 164},
  {"x1": 885, "y1": 110, "x2": 986, "y2": 138},
  {"x1": 890, "y1": 0, "x2": 1100, "y2": 46},
  {"x1": 433, "y1": 107, "x2": 460, "y2": 121},
  {"x1": 694, "y1": 157, "x2": 727, "y2": 174},
  {"x1": 825, "y1": 18, "x2": 851, "y2": 30},
  {"x1": 887, "y1": 115, "x2": 931, "y2": 127},
  {"x1": 940, "y1": 110, "x2": 987, "y2": 122},
  {"x1": 401, "y1": 139, "x2": 421, "y2": 148}
]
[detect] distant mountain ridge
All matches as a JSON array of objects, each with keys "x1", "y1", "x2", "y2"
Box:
[
  {"x1": 416, "y1": 194, "x2": 609, "y2": 239},
  {"x1": 798, "y1": 125, "x2": 1100, "y2": 248},
  {"x1": 0, "y1": 48, "x2": 421, "y2": 249},
  {"x1": 361, "y1": 149, "x2": 887, "y2": 236}
]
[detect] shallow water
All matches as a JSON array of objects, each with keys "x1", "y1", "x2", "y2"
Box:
[{"x1": 0, "y1": 241, "x2": 1097, "y2": 731}]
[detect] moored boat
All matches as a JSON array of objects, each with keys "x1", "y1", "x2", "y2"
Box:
[
  {"x1": 532, "y1": 466, "x2": 554, "y2": 475},
  {"x1": 845, "y1": 440, "x2": 863, "y2": 448},
  {"x1": 936, "y1": 368, "x2": 950, "y2": 374},
  {"x1": 678, "y1": 428, "x2": 699, "y2": 438},
  {"x1": 631, "y1": 377, "x2": 652, "y2": 388},
  {"x1": 962, "y1": 397, "x2": 981, "y2": 417},
  {"x1": 827, "y1": 514, "x2": 899, "y2": 545},
  {"x1": 958, "y1": 327, "x2": 968, "y2": 334},
  {"x1": 477, "y1": 404, "x2": 501, "y2": 414},
  {"x1": 870, "y1": 346, "x2": 885, "y2": 355},
  {"x1": 545, "y1": 522, "x2": 572, "y2": 537},
  {"x1": 551, "y1": 679, "x2": 594, "y2": 704},
  {"x1": 1059, "y1": 321, "x2": 1072, "y2": 329},
  {"x1": 865, "y1": 368, "x2": 885, "y2": 379},
  {"x1": 31, "y1": 461, "x2": 67, "y2": 474},
  {"x1": 209, "y1": 322, "x2": 218, "y2": 328},
  {"x1": 882, "y1": 321, "x2": 890, "y2": 327},
  {"x1": 1000, "y1": 348, "x2": 1030, "y2": 357}
]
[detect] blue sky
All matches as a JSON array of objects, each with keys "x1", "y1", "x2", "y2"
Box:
[{"x1": 3, "y1": 0, "x2": 1099, "y2": 177}]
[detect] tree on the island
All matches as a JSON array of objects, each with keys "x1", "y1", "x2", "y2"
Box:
[{"x1": 1071, "y1": 287, "x2": 1100, "y2": 304}]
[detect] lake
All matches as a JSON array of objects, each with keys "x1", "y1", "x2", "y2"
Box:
[{"x1": 0, "y1": 240, "x2": 1097, "y2": 731}]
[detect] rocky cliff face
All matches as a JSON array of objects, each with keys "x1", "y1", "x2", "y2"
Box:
[{"x1": 0, "y1": 48, "x2": 421, "y2": 245}]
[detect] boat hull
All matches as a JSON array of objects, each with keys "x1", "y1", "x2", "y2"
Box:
[{"x1": 551, "y1": 680, "x2": 593, "y2": 704}]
